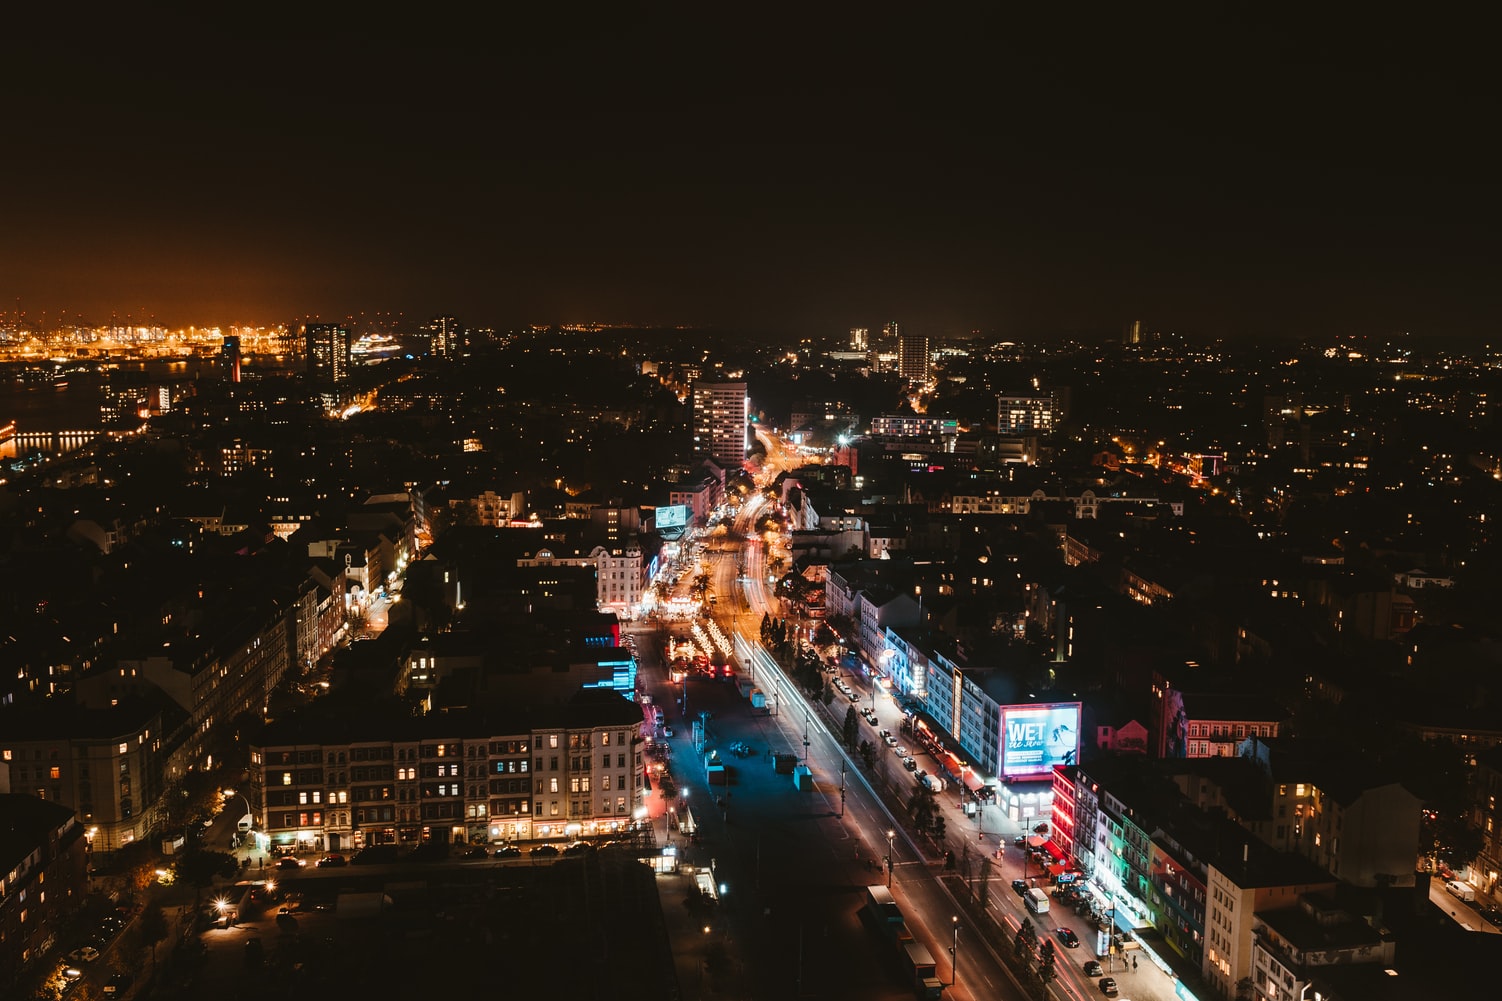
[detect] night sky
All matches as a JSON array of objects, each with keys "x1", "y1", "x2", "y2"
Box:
[{"x1": 2, "y1": 12, "x2": 1496, "y2": 339}]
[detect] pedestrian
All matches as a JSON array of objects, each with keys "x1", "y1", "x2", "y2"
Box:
[{"x1": 1132, "y1": 956, "x2": 1138, "y2": 972}]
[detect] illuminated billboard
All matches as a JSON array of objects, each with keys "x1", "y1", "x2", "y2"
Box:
[
  {"x1": 655, "y1": 505, "x2": 689, "y2": 530},
  {"x1": 1000, "y1": 703, "x2": 1081, "y2": 777}
]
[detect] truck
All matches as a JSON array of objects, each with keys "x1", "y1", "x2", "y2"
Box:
[
  {"x1": 1025, "y1": 887, "x2": 1050, "y2": 914},
  {"x1": 773, "y1": 753, "x2": 798, "y2": 775},
  {"x1": 919, "y1": 773, "x2": 946, "y2": 794},
  {"x1": 705, "y1": 752, "x2": 728, "y2": 785},
  {"x1": 750, "y1": 688, "x2": 767, "y2": 710},
  {"x1": 736, "y1": 678, "x2": 754, "y2": 699},
  {"x1": 1447, "y1": 880, "x2": 1477, "y2": 902},
  {"x1": 793, "y1": 765, "x2": 814, "y2": 790},
  {"x1": 901, "y1": 941, "x2": 944, "y2": 999}
]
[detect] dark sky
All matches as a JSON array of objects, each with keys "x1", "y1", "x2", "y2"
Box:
[{"x1": 2, "y1": 12, "x2": 1497, "y2": 339}]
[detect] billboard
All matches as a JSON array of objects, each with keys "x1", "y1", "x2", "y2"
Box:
[
  {"x1": 655, "y1": 505, "x2": 689, "y2": 530},
  {"x1": 1000, "y1": 703, "x2": 1081, "y2": 777}
]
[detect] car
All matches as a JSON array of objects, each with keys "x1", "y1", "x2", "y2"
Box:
[
  {"x1": 315, "y1": 853, "x2": 346, "y2": 867},
  {"x1": 564, "y1": 841, "x2": 594, "y2": 856},
  {"x1": 884, "y1": 734, "x2": 898, "y2": 747},
  {"x1": 903, "y1": 756, "x2": 917, "y2": 770},
  {"x1": 1055, "y1": 928, "x2": 1079, "y2": 948},
  {"x1": 531, "y1": 844, "x2": 560, "y2": 858},
  {"x1": 894, "y1": 745, "x2": 908, "y2": 757},
  {"x1": 662, "y1": 726, "x2": 675, "y2": 738},
  {"x1": 1099, "y1": 976, "x2": 1119, "y2": 997},
  {"x1": 494, "y1": 845, "x2": 522, "y2": 858},
  {"x1": 847, "y1": 693, "x2": 860, "y2": 704},
  {"x1": 1012, "y1": 879, "x2": 1029, "y2": 896},
  {"x1": 351, "y1": 845, "x2": 400, "y2": 865},
  {"x1": 67, "y1": 947, "x2": 99, "y2": 964},
  {"x1": 102, "y1": 973, "x2": 134, "y2": 995},
  {"x1": 276, "y1": 856, "x2": 305, "y2": 869},
  {"x1": 459, "y1": 845, "x2": 488, "y2": 859},
  {"x1": 878, "y1": 729, "x2": 891, "y2": 739},
  {"x1": 1014, "y1": 835, "x2": 1028, "y2": 847},
  {"x1": 1083, "y1": 961, "x2": 1103, "y2": 977}
]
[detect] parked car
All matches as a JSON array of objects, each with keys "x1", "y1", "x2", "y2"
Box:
[
  {"x1": 351, "y1": 845, "x2": 400, "y2": 865},
  {"x1": 1012, "y1": 879, "x2": 1029, "y2": 897},
  {"x1": 103, "y1": 973, "x2": 134, "y2": 995},
  {"x1": 662, "y1": 726, "x2": 675, "y2": 738},
  {"x1": 531, "y1": 844, "x2": 560, "y2": 858},
  {"x1": 902, "y1": 756, "x2": 917, "y2": 770},
  {"x1": 459, "y1": 845, "x2": 488, "y2": 859},
  {"x1": 494, "y1": 845, "x2": 522, "y2": 858},
  {"x1": 67, "y1": 947, "x2": 99, "y2": 964},
  {"x1": 1055, "y1": 928, "x2": 1079, "y2": 948},
  {"x1": 564, "y1": 842, "x2": 594, "y2": 856},
  {"x1": 275, "y1": 857, "x2": 305, "y2": 870},
  {"x1": 884, "y1": 735, "x2": 898, "y2": 747},
  {"x1": 1083, "y1": 961, "x2": 1103, "y2": 977},
  {"x1": 1099, "y1": 977, "x2": 1119, "y2": 997},
  {"x1": 315, "y1": 853, "x2": 346, "y2": 867}
]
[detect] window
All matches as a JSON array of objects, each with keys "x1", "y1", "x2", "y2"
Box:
[
  {"x1": 282, "y1": 772, "x2": 293, "y2": 786},
  {"x1": 549, "y1": 778, "x2": 559, "y2": 793},
  {"x1": 49, "y1": 766, "x2": 60, "y2": 780}
]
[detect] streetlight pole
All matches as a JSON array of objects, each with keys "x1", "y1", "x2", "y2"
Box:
[
  {"x1": 839, "y1": 763, "x2": 847, "y2": 818},
  {"x1": 950, "y1": 916, "x2": 960, "y2": 988},
  {"x1": 886, "y1": 829, "x2": 895, "y2": 888}
]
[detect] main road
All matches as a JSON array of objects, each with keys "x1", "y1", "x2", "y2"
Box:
[{"x1": 651, "y1": 429, "x2": 1032, "y2": 1001}]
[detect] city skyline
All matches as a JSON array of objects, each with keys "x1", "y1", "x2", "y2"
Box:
[{"x1": 2, "y1": 14, "x2": 1497, "y2": 340}]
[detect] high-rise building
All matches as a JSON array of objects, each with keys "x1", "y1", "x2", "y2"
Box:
[
  {"x1": 691, "y1": 380, "x2": 749, "y2": 468},
  {"x1": 898, "y1": 330, "x2": 930, "y2": 383},
  {"x1": 850, "y1": 327, "x2": 869, "y2": 351},
  {"x1": 220, "y1": 335, "x2": 241, "y2": 383},
  {"x1": 424, "y1": 315, "x2": 464, "y2": 359},
  {"x1": 997, "y1": 393, "x2": 1057, "y2": 434},
  {"x1": 305, "y1": 323, "x2": 352, "y2": 383}
]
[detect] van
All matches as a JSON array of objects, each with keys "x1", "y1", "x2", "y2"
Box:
[
  {"x1": 1025, "y1": 887, "x2": 1050, "y2": 914},
  {"x1": 1447, "y1": 880, "x2": 1477, "y2": 903}
]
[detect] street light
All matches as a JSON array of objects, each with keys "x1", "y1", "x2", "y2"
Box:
[
  {"x1": 886, "y1": 829, "x2": 895, "y2": 888},
  {"x1": 839, "y1": 763, "x2": 847, "y2": 819},
  {"x1": 950, "y1": 916, "x2": 960, "y2": 988}
]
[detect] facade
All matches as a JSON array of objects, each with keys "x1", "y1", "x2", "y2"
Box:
[
  {"x1": 898, "y1": 330, "x2": 930, "y2": 383},
  {"x1": 0, "y1": 699, "x2": 171, "y2": 854},
  {"x1": 0, "y1": 795, "x2": 89, "y2": 990},
  {"x1": 249, "y1": 693, "x2": 644, "y2": 851},
  {"x1": 305, "y1": 323, "x2": 352, "y2": 384},
  {"x1": 996, "y1": 393, "x2": 1057, "y2": 435},
  {"x1": 517, "y1": 544, "x2": 646, "y2": 612},
  {"x1": 423, "y1": 315, "x2": 463, "y2": 359},
  {"x1": 690, "y1": 380, "x2": 748, "y2": 469}
]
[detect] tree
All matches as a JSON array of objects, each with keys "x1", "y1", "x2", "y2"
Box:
[
  {"x1": 1235, "y1": 977, "x2": 1257, "y2": 1001},
  {"x1": 1039, "y1": 939, "x2": 1057, "y2": 982},
  {"x1": 930, "y1": 812, "x2": 947, "y2": 843},
  {"x1": 859, "y1": 740, "x2": 876, "y2": 770},
  {"x1": 173, "y1": 849, "x2": 237, "y2": 892},
  {"x1": 910, "y1": 783, "x2": 937, "y2": 835},
  {"x1": 843, "y1": 706, "x2": 860, "y2": 748},
  {"x1": 140, "y1": 904, "x2": 168, "y2": 973},
  {"x1": 1015, "y1": 919, "x2": 1037, "y2": 962}
]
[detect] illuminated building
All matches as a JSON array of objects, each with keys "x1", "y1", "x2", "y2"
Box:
[
  {"x1": 690, "y1": 379, "x2": 748, "y2": 468},
  {"x1": 898, "y1": 329, "x2": 930, "y2": 383},
  {"x1": 996, "y1": 393, "x2": 1057, "y2": 434},
  {"x1": 220, "y1": 334, "x2": 241, "y2": 382},
  {"x1": 423, "y1": 315, "x2": 464, "y2": 359},
  {"x1": 849, "y1": 326, "x2": 869, "y2": 351},
  {"x1": 305, "y1": 323, "x2": 352, "y2": 384},
  {"x1": 0, "y1": 795, "x2": 89, "y2": 987},
  {"x1": 248, "y1": 690, "x2": 644, "y2": 850}
]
